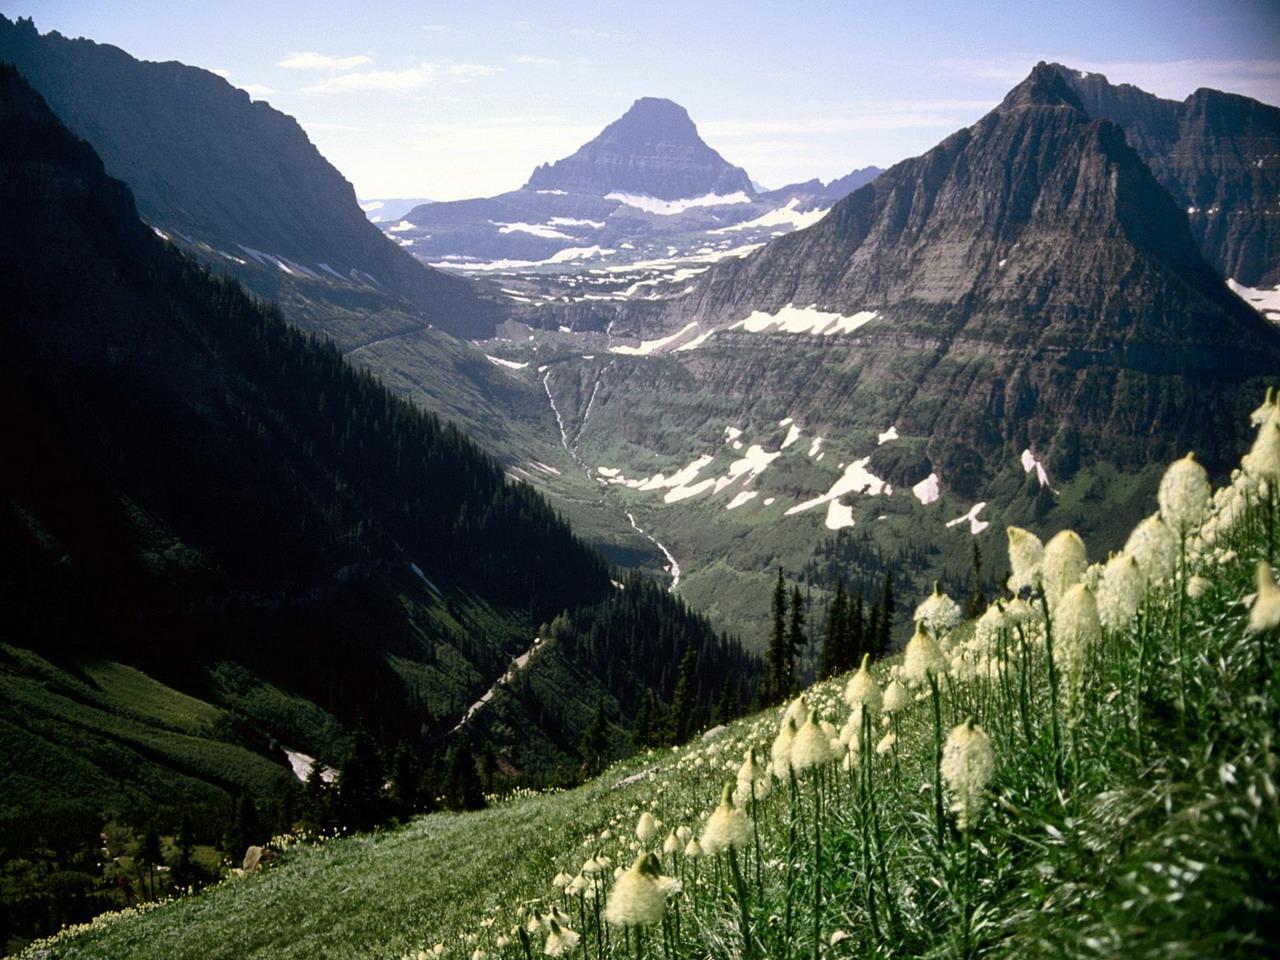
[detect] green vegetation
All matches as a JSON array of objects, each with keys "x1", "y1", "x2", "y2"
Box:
[{"x1": 21, "y1": 400, "x2": 1279, "y2": 959}]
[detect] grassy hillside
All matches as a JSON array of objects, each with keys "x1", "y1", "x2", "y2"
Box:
[{"x1": 21, "y1": 396, "x2": 1279, "y2": 959}]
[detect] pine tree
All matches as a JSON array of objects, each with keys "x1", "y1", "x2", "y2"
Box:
[
  {"x1": 965, "y1": 541, "x2": 986, "y2": 619},
  {"x1": 633, "y1": 688, "x2": 658, "y2": 746},
  {"x1": 335, "y1": 727, "x2": 386, "y2": 832},
  {"x1": 787, "y1": 585, "x2": 806, "y2": 691},
  {"x1": 867, "y1": 599, "x2": 882, "y2": 661},
  {"x1": 390, "y1": 743, "x2": 422, "y2": 818},
  {"x1": 669, "y1": 647, "x2": 699, "y2": 743},
  {"x1": 580, "y1": 700, "x2": 610, "y2": 774},
  {"x1": 445, "y1": 733, "x2": 486, "y2": 810},
  {"x1": 820, "y1": 582, "x2": 848, "y2": 678},
  {"x1": 225, "y1": 791, "x2": 262, "y2": 864},
  {"x1": 138, "y1": 823, "x2": 162, "y2": 900},
  {"x1": 877, "y1": 571, "x2": 896, "y2": 655},
  {"x1": 713, "y1": 674, "x2": 739, "y2": 725},
  {"x1": 765, "y1": 567, "x2": 789, "y2": 703},
  {"x1": 849, "y1": 592, "x2": 865, "y2": 667}
]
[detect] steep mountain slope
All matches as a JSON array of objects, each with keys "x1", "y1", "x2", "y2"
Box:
[
  {"x1": 489, "y1": 63, "x2": 1280, "y2": 642},
  {"x1": 0, "y1": 13, "x2": 499, "y2": 340},
  {"x1": 0, "y1": 64, "x2": 755, "y2": 821},
  {"x1": 1055, "y1": 63, "x2": 1280, "y2": 287},
  {"x1": 526, "y1": 96, "x2": 753, "y2": 199}
]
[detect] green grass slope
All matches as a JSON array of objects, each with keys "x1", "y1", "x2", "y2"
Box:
[{"x1": 22, "y1": 399, "x2": 1280, "y2": 960}]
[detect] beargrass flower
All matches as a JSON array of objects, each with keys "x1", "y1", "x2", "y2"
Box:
[
  {"x1": 1007, "y1": 526, "x2": 1044, "y2": 593},
  {"x1": 792, "y1": 711, "x2": 839, "y2": 771},
  {"x1": 844, "y1": 653, "x2": 883, "y2": 711},
  {"x1": 1125, "y1": 514, "x2": 1177, "y2": 584},
  {"x1": 636, "y1": 812, "x2": 658, "y2": 845},
  {"x1": 543, "y1": 919, "x2": 580, "y2": 957},
  {"x1": 1097, "y1": 553, "x2": 1144, "y2": 631},
  {"x1": 604, "y1": 854, "x2": 666, "y2": 927},
  {"x1": 1159, "y1": 453, "x2": 1211, "y2": 534},
  {"x1": 1249, "y1": 562, "x2": 1280, "y2": 633},
  {"x1": 662, "y1": 830, "x2": 679, "y2": 855},
  {"x1": 770, "y1": 716, "x2": 798, "y2": 777},
  {"x1": 940, "y1": 719, "x2": 996, "y2": 830},
  {"x1": 1245, "y1": 421, "x2": 1280, "y2": 481},
  {"x1": 883, "y1": 678, "x2": 910, "y2": 713},
  {"x1": 901, "y1": 622, "x2": 949, "y2": 686},
  {"x1": 1186, "y1": 575, "x2": 1211, "y2": 600},
  {"x1": 683, "y1": 837, "x2": 703, "y2": 859},
  {"x1": 1042, "y1": 530, "x2": 1087, "y2": 605},
  {"x1": 914, "y1": 582, "x2": 963, "y2": 637},
  {"x1": 1054, "y1": 583, "x2": 1101, "y2": 685},
  {"x1": 701, "y1": 783, "x2": 753, "y2": 855}
]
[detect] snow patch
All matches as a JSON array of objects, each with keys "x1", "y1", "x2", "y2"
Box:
[
  {"x1": 708, "y1": 199, "x2": 830, "y2": 234},
  {"x1": 283, "y1": 748, "x2": 336, "y2": 783},
  {"x1": 610, "y1": 321, "x2": 700, "y2": 356},
  {"x1": 781, "y1": 423, "x2": 802, "y2": 449},
  {"x1": 808, "y1": 436, "x2": 824, "y2": 457},
  {"x1": 946, "y1": 502, "x2": 990, "y2": 535},
  {"x1": 605, "y1": 190, "x2": 753, "y2": 216},
  {"x1": 786, "y1": 457, "x2": 888, "y2": 516},
  {"x1": 912, "y1": 473, "x2": 941, "y2": 505},
  {"x1": 731, "y1": 304, "x2": 879, "y2": 336},
  {"x1": 388, "y1": 220, "x2": 415, "y2": 233},
  {"x1": 549, "y1": 216, "x2": 606, "y2": 228},
  {"x1": 726, "y1": 490, "x2": 759, "y2": 511},
  {"x1": 878, "y1": 425, "x2": 899, "y2": 444},
  {"x1": 485, "y1": 354, "x2": 529, "y2": 370},
  {"x1": 1020, "y1": 449, "x2": 1051, "y2": 488},
  {"x1": 825, "y1": 500, "x2": 856, "y2": 530},
  {"x1": 1228, "y1": 277, "x2": 1280, "y2": 322},
  {"x1": 492, "y1": 221, "x2": 576, "y2": 240}
]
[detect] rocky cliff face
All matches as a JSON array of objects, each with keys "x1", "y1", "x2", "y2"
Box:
[
  {"x1": 1055, "y1": 63, "x2": 1280, "y2": 286},
  {"x1": 0, "y1": 14, "x2": 497, "y2": 338},
  {"x1": 525, "y1": 97, "x2": 753, "y2": 200},
  {"x1": 597, "y1": 64, "x2": 1280, "y2": 488}
]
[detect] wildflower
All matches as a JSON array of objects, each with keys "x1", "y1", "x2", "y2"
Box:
[
  {"x1": 604, "y1": 854, "x2": 666, "y2": 927},
  {"x1": 770, "y1": 716, "x2": 798, "y2": 777},
  {"x1": 1096, "y1": 553, "x2": 1144, "y2": 631},
  {"x1": 543, "y1": 919, "x2": 580, "y2": 957},
  {"x1": 883, "y1": 678, "x2": 910, "y2": 714},
  {"x1": 1244, "y1": 420, "x2": 1280, "y2": 481},
  {"x1": 901, "y1": 622, "x2": 949, "y2": 686},
  {"x1": 783, "y1": 695, "x2": 808, "y2": 728},
  {"x1": 581, "y1": 854, "x2": 610, "y2": 876},
  {"x1": 675, "y1": 825, "x2": 691, "y2": 843},
  {"x1": 682, "y1": 837, "x2": 703, "y2": 859},
  {"x1": 1125, "y1": 514, "x2": 1177, "y2": 584},
  {"x1": 1054, "y1": 583, "x2": 1101, "y2": 686},
  {"x1": 914, "y1": 582, "x2": 963, "y2": 637},
  {"x1": 636, "y1": 811, "x2": 658, "y2": 845},
  {"x1": 792, "y1": 711, "x2": 839, "y2": 771},
  {"x1": 876, "y1": 732, "x2": 897, "y2": 755},
  {"x1": 1007, "y1": 525, "x2": 1044, "y2": 592},
  {"x1": 1042, "y1": 530, "x2": 1087, "y2": 605},
  {"x1": 655, "y1": 875, "x2": 683, "y2": 899},
  {"x1": 735, "y1": 748, "x2": 771, "y2": 803},
  {"x1": 1251, "y1": 386, "x2": 1277, "y2": 427},
  {"x1": 565, "y1": 875, "x2": 588, "y2": 896},
  {"x1": 1159, "y1": 452, "x2": 1211, "y2": 535},
  {"x1": 552, "y1": 872, "x2": 573, "y2": 890},
  {"x1": 940, "y1": 719, "x2": 996, "y2": 830},
  {"x1": 1186, "y1": 575, "x2": 1211, "y2": 600},
  {"x1": 701, "y1": 783, "x2": 753, "y2": 855},
  {"x1": 844, "y1": 653, "x2": 883, "y2": 711},
  {"x1": 662, "y1": 830, "x2": 679, "y2": 855},
  {"x1": 1249, "y1": 562, "x2": 1280, "y2": 633}
]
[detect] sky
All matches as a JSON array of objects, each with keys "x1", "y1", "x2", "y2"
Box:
[{"x1": 5, "y1": 0, "x2": 1280, "y2": 201}]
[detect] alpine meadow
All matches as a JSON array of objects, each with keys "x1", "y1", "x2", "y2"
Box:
[{"x1": 1, "y1": 3, "x2": 1279, "y2": 959}]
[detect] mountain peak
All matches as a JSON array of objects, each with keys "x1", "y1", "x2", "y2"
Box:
[
  {"x1": 524, "y1": 97, "x2": 752, "y2": 200},
  {"x1": 999, "y1": 61, "x2": 1086, "y2": 112}
]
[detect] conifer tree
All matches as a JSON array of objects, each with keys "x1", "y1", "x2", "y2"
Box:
[
  {"x1": 765, "y1": 567, "x2": 789, "y2": 702},
  {"x1": 877, "y1": 571, "x2": 896, "y2": 655},
  {"x1": 669, "y1": 647, "x2": 699, "y2": 743},
  {"x1": 445, "y1": 733, "x2": 486, "y2": 810},
  {"x1": 966, "y1": 541, "x2": 986, "y2": 619},
  {"x1": 713, "y1": 674, "x2": 739, "y2": 725},
  {"x1": 787, "y1": 585, "x2": 806, "y2": 691},
  {"x1": 580, "y1": 700, "x2": 611, "y2": 774},
  {"x1": 849, "y1": 592, "x2": 865, "y2": 667},
  {"x1": 820, "y1": 582, "x2": 849, "y2": 678},
  {"x1": 138, "y1": 823, "x2": 162, "y2": 900},
  {"x1": 335, "y1": 727, "x2": 385, "y2": 831}
]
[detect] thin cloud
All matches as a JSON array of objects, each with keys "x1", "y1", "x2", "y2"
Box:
[
  {"x1": 702, "y1": 100, "x2": 993, "y2": 139},
  {"x1": 422, "y1": 24, "x2": 451, "y2": 33},
  {"x1": 278, "y1": 51, "x2": 374, "y2": 71},
  {"x1": 240, "y1": 83, "x2": 275, "y2": 98},
  {"x1": 300, "y1": 62, "x2": 500, "y2": 94},
  {"x1": 516, "y1": 55, "x2": 560, "y2": 66}
]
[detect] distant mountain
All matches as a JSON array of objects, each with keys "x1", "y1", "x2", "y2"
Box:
[
  {"x1": 609, "y1": 62, "x2": 1280, "y2": 482},
  {"x1": 1051, "y1": 63, "x2": 1280, "y2": 287},
  {"x1": 386, "y1": 98, "x2": 854, "y2": 269},
  {"x1": 526, "y1": 97, "x2": 754, "y2": 200},
  {"x1": 760, "y1": 166, "x2": 884, "y2": 209},
  {"x1": 0, "y1": 14, "x2": 498, "y2": 339},
  {"x1": 360, "y1": 198, "x2": 436, "y2": 223},
  {"x1": 0, "y1": 63, "x2": 756, "y2": 818}
]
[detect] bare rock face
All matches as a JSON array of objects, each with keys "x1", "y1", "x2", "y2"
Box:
[
  {"x1": 242, "y1": 845, "x2": 277, "y2": 872},
  {"x1": 598, "y1": 64, "x2": 1280, "y2": 493},
  {"x1": 526, "y1": 97, "x2": 753, "y2": 200},
  {"x1": 1056, "y1": 64, "x2": 1280, "y2": 286}
]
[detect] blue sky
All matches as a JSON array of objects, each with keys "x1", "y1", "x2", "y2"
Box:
[{"x1": 5, "y1": 0, "x2": 1279, "y2": 199}]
